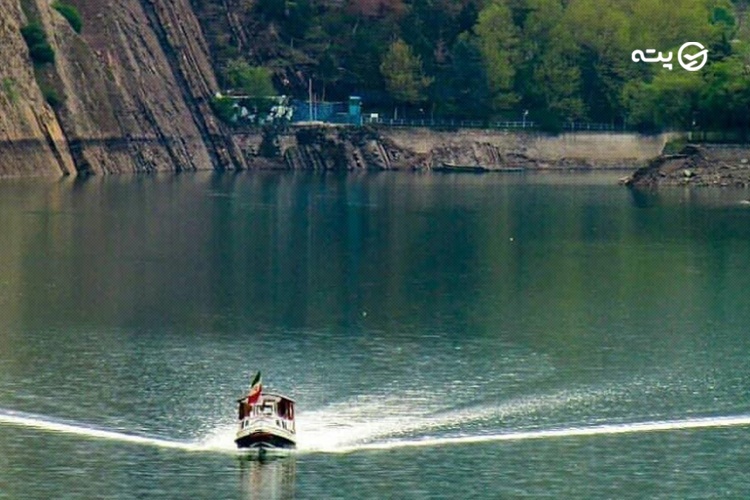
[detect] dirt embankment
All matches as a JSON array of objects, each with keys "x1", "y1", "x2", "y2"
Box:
[{"x1": 622, "y1": 144, "x2": 750, "y2": 188}]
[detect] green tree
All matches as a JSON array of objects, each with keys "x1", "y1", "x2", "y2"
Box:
[
  {"x1": 623, "y1": 70, "x2": 703, "y2": 130},
  {"x1": 561, "y1": 0, "x2": 634, "y2": 122},
  {"x1": 316, "y1": 50, "x2": 340, "y2": 101},
  {"x1": 52, "y1": 1, "x2": 83, "y2": 34},
  {"x1": 699, "y1": 56, "x2": 750, "y2": 131},
  {"x1": 348, "y1": 0, "x2": 406, "y2": 18},
  {"x1": 515, "y1": 0, "x2": 582, "y2": 127},
  {"x1": 224, "y1": 60, "x2": 276, "y2": 97},
  {"x1": 475, "y1": 0, "x2": 520, "y2": 111},
  {"x1": 20, "y1": 23, "x2": 55, "y2": 65},
  {"x1": 531, "y1": 47, "x2": 585, "y2": 128},
  {"x1": 380, "y1": 38, "x2": 432, "y2": 114},
  {"x1": 630, "y1": 0, "x2": 723, "y2": 49},
  {"x1": 432, "y1": 33, "x2": 491, "y2": 119},
  {"x1": 210, "y1": 95, "x2": 236, "y2": 123}
]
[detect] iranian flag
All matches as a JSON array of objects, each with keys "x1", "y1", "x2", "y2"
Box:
[{"x1": 247, "y1": 371, "x2": 262, "y2": 404}]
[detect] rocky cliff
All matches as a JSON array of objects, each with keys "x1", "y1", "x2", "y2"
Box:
[
  {"x1": 0, "y1": 0, "x2": 74, "y2": 176},
  {"x1": 0, "y1": 0, "x2": 244, "y2": 176}
]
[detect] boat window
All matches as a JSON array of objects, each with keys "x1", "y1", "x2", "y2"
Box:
[{"x1": 277, "y1": 400, "x2": 288, "y2": 418}]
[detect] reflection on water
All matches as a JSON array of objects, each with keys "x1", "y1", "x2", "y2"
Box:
[
  {"x1": 627, "y1": 186, "x2": 660, "y2": 208},
  {"x1": 239, "y1": 455, "x2": 296, "y2": 500}
]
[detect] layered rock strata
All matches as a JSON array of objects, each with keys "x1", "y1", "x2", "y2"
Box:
[{"x1": 0, "y1": 0, "x2": 242, "y2": 176}]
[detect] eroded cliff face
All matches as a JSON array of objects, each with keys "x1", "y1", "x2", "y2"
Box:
[
  {"x1": 282, "y1": 127, "x2": 420, "y2": 171},
  {"x1": 1, "y1": 0, "x2": 244, "y2": 176},
  {"x1": 231, "y1": 126, "x2": 422, "y2": 171},
  {"x1": 0, "y1": 0, "x2": 74, "y2": 176}
]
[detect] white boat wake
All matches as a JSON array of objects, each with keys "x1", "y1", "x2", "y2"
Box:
[
  {"x1": 324, "y1": 414, "x2": 750, "y2": 453},
  {"x1": 2, "y1": 407, "x2": 750, "y2": 455},
  {"x1": 0, "y1": 409, "x2": 203, "y2": 451},
  {"x1": 295, "y1": 386, "x2": 624, "y2": 451}
]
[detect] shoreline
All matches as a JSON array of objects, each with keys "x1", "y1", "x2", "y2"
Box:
[
  {"x1": 3, "y1": 125, "x2": 750, "y2": 186},
  {"x1": 233, "y1": 126, "x2": 671, "y2": 174},
  {"x1": 0, "y1": 168, "x2": 644, "y2": 187}
]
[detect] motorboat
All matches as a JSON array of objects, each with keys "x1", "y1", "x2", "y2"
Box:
[{"x1": 235, "y1": 372, "x2": 296, "y2": 452}]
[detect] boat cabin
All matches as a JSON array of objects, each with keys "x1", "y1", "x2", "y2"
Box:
[
  {"x1": 235, "y1": 390, "x2": 297, "y2": 450},
  {"x1": 238, "y1": 393, "x2": 295, "y2": 426}
]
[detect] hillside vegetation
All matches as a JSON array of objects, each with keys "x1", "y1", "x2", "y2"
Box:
[{"x1": 194, "y1": 0, "x2": 750, "y2": 131}]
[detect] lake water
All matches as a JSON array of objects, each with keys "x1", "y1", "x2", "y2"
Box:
[{"x1": 1, "y1": 172, "x2": 750, "y2": 498}]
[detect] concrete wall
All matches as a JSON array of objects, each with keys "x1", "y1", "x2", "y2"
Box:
[
  {"x1": 528, "y1": 132, "x2": 674, "y2": 162},
  {"x1": 380, "y1": 128, "x2": 675, "y2": 164}
]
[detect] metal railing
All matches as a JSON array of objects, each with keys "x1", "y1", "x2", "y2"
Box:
[
  {"x1": 562, "y1": 122, "x2": 622, "y2": 132},
  {"x1": 365, "y1": 117, "x2": 536, "y2": 129},
  {"x1": 364, "y1": 117, "x2": 624, "y2": 132}
]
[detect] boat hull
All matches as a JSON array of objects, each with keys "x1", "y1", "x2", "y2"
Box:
[{"x1": 235, "y1": 431, "x2": 296, "y2": 450}]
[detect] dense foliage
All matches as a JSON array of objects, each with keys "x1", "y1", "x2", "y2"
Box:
[
  {"x1": 20, "y1": 22, "x2": 55, "y2": 65},
  {"x1": 52, "y1": 1, "x2": 83, "y2": 34},
  {"x1": 204, "y1": 0, "x2": 750, "y2": 131},
  {"x1": 224, "y1": 60, "x2": 276, "y2": 96}
]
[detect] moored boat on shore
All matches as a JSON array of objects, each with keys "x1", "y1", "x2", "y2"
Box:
[{"x1": 434, "y1": 163, "x2": 489, "y2": 173}]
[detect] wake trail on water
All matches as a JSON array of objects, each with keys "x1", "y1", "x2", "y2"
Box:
[
  {"x1": 0, "y1": 409, "x2": 214, "y2": 452},
  {"x1": 4, "y1": 407, "x2": 750, "y2": 456},
  {"x1": 295, "y1": 385, "x2": 625, "y2": 451},
  {"x1": 324, "y1": 414, "x2": 750, "y2": 453}
]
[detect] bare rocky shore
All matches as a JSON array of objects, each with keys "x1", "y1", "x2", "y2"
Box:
[
  {"x1": 621, "y1": 144, "x2": 750, "y2": 188},
  {"x1": 233, "y1": 125, "x2": 669, "y2": 173}
]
